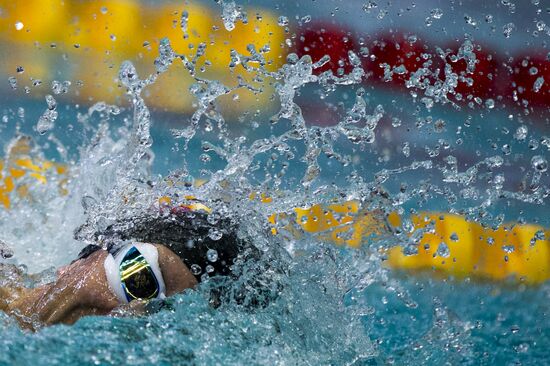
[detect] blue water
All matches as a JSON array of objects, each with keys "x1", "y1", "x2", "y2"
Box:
[
  {"x1": 1, "y1": 251, "x2": 548, "y2": 365},
  {"x1": 0, "y1": 1, "x2": 549, "y2": 365},
  {"x1": 365, "y1": 276, "x2": 550, "y2": 365},
  {"x1": 0, "y1": 86, "x2": 548, "y2": 365}
]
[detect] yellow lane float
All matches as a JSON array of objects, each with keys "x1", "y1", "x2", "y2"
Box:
[
  {"x1": 248, "y1": 193, "x2": 550, "y2": 284},
  {"x1": 0, "y1": 146, "x2": 548, "y2": 284},
  {"x1": 0, "y1": 0, "x2": 287, "y2": 113},
  {"x1": 0, "y1": 136, "x2": 550, "y2": 284},
  {"x1": 0, "y1": 137, "x2": 67, "y2": 208},
  {"x1": 386, "y1": 213, "x2": 549, "y2": 284}
]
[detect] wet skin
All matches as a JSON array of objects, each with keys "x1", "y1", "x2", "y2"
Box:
[{"x1": 0, "y1": 244, "x2": 198, "y2": 330}]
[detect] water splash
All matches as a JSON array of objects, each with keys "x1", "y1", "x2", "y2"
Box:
[{"x1": 0, "y1": 2, "x2": 548, "y2": 365}]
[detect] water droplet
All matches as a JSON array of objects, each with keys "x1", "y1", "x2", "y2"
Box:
[
  {"x1": 464, "y1": 15, "x2": 477, "y2": 26},
  {"x1": 376, "y1": 9, "x2": 388, "y2": 20},
  {"x1": 14, "y1": 21, "x2": 23, "y2": 31},
  {"x1": 119, "y1": 60, "x2": 139, "y2": 87},
  {"x1": 100, "y1": 6, "x2": 108, "y2": 14},
  {"x1": 45, "y1": 94, "x2": 56, "y2": 110},
  {"x1": 190, "y1": 264, "x2": 202, "y2": 275},
  {"x1": 51, "y1": 80, "x2": 71, "y2": 95},
  {"x1": 449, "y1": 232, "x2": 459, "y2": 242},
  {"x1": 502, "y1": 245, "x2": 515, "y2": 253},
  {"x1": 220, "y1": 0, "x2": 245, "y2": 31},
  {"x1": 208, "y1": 228, "x2": 223, "y2": 241},
  {"x1": 205, "y1": 264, "x2": 215, "y2": 273},
  {"x1": 278, "y1": 16, "x2": 289, "y2": 26},
  {"x1": 154, "y1": 38, "x2": 176, "y2": 74},
  {"x1": 402, "y1": 142, "x2": 410, "y2": 157},
  {"x1": 391, "y1": 117, "x2": 401, "y2": 127},
  {"x1": 36, "y1": 95, "x2": 58, "y2": 134},
  {"x1": 430, "y1": 8, "x2": 443, "y2": 19},
  {"x1": 534, "y1": 230, "x2": 545, "y2": 241},
  {"x1": 180, "y1": 10, "x2": 189, "y2": 37},
  {"x1": 421, "y1": 97, "x2": 434, "y2": 109},
  {"x1": 502, "y1": 23, "x2": 515, "y2": 38},
  {"x1": 403, "y1": 244, "x2": 419, "y2": 256},
  {"x1": 348, "y1": 50, "x2": 361, "y2": 67},
  {"x1": 8, "y1": 76, "x2": 17, "y2": 90},
  {"x1": 533, "y1": 76, "x2": 545, "y2": 92},
  {"x1": 531, "y1": 155, "x2": 548, "y2": 172},
  {"x1": 362, "y1": 1, "x2": 378, "y2": 13},
  {"x1": 493, "y1": 174, "x2": 505, "y2": 188},
  {"x1": 436, "y1": 242, "x2": 450, "y2": 258},
  {"x1": 514, "y1": 125, "x2": 528, "y2": 141},
  {"x1": 207, "y1": 249, "x2": 218, "y2": 262},
  {"x1": 528, "y1": 139, "x2": 539, "y2": 150}
]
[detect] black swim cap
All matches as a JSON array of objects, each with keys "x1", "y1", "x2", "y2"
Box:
[{"x1": 93, "y1": 209, "x2": 249, "y2": 282}]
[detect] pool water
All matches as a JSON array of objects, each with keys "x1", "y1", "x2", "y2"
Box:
[
  {"x1": 1, "y1": 252, "x2": 548, "y2": 365},
  {"x1": 0, "y1": 1, "x2": 549, "y2": 365}
]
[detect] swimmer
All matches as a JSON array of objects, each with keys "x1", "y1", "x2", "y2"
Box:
[
  {"x1": 0, "y1": 205, "x2": 252, "y2": 330},
  {"x1": 0, "y1": 242, "x2": 197, "y2": 328}
]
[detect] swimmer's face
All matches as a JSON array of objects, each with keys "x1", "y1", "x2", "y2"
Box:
[{"x1": 8, "y1": 244, "x2": 197, "y2": 329}]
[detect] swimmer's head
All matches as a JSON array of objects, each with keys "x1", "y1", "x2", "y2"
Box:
[{"x1": 95, "y1": 208, "x2": 251, "y2": 282}]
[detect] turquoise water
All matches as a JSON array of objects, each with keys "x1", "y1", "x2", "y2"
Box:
[
  {"x1": 0, "y1": 73, "x2": 548, "y2": 366},
  {"x1": 0, "y1": 1, "x2": 549, "y2": 365},
  {"x1": 1, "y1": 249, "x2": 548, "y2": 365},
  {"x1": 0, "y1": 81, "x2": 548, "y2": 366}
]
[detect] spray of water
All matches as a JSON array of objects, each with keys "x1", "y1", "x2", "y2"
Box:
[{"x1": 0, "y1": 1, "x2": 548, "y2": 364}]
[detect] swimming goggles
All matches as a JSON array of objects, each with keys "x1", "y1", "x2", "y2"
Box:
[{"x1": 104, "y1": 243, "x2": 166, "y2": 303}]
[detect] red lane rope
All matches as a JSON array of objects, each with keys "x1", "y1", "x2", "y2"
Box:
[{"x1": 296, "y1": 23, "x2": 550, "y2": 111}]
